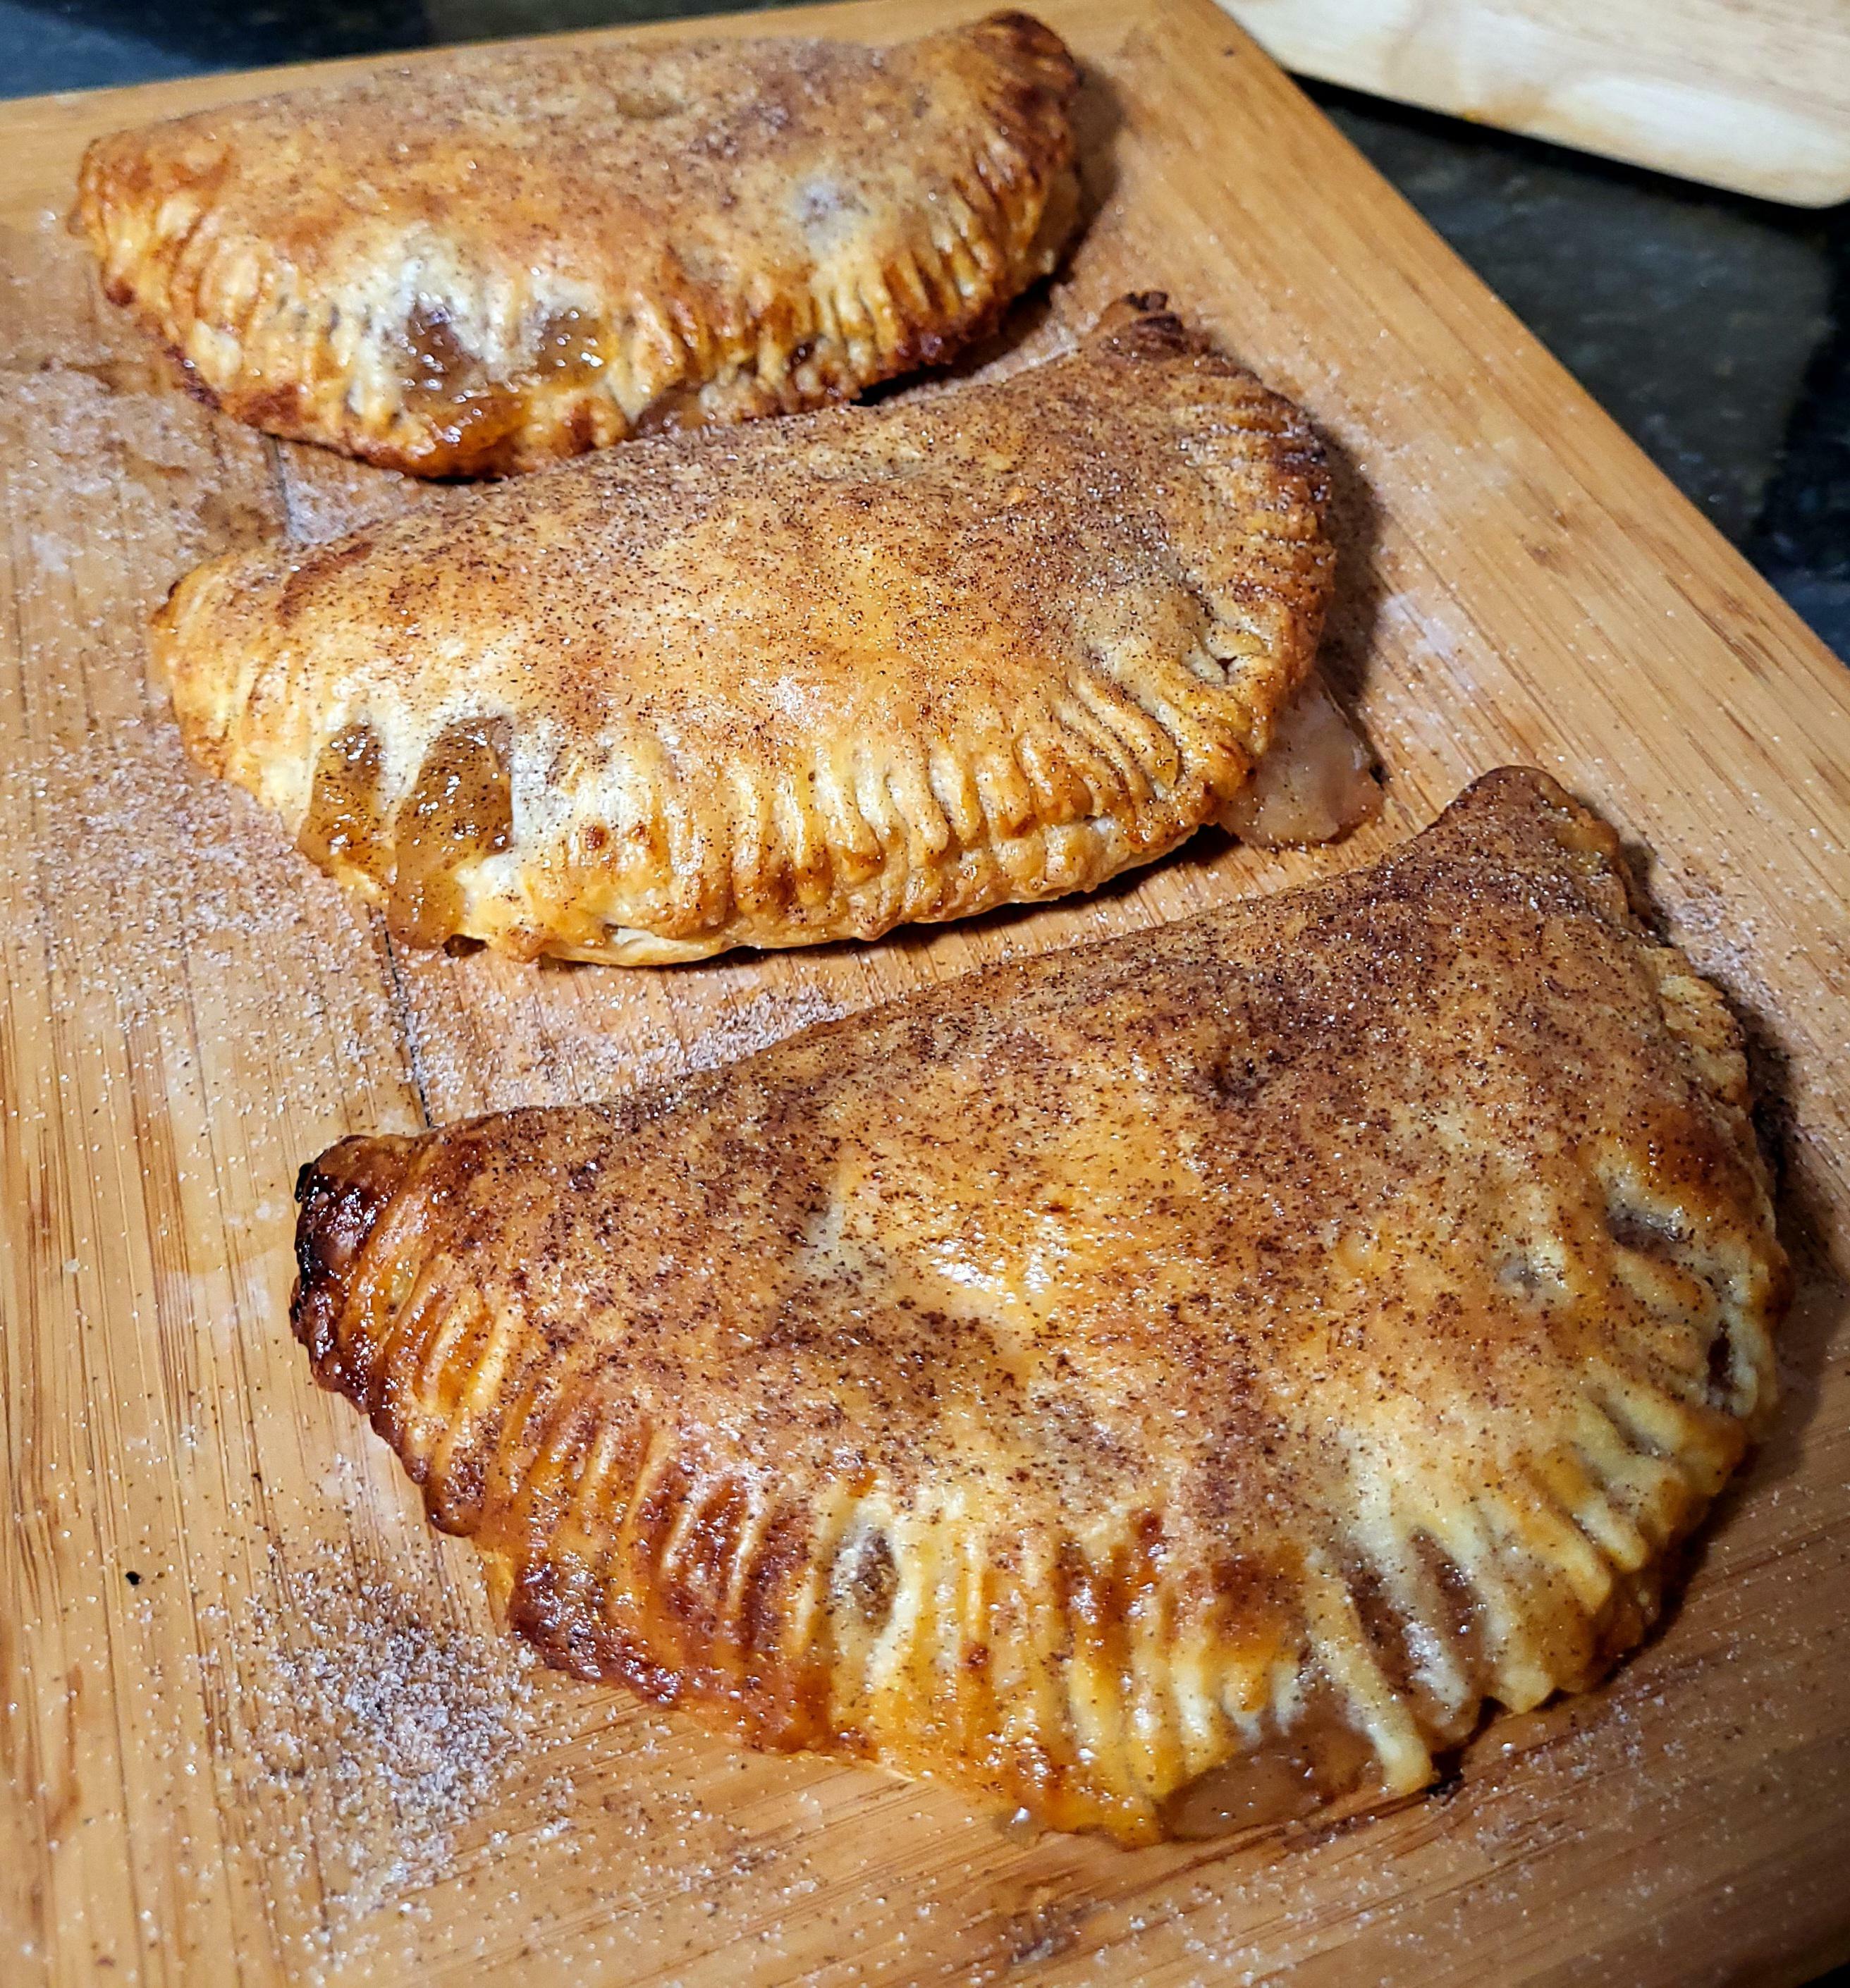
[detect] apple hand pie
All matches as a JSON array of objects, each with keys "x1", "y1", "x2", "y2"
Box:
[
  {"x1": 75, "y1": 12, "x2": 1079, "y2": 476},
  {"x1": 153, "y1": 299, "x2": 1342, "y2": 964},
  {"x1": 292, "y1": 768, "x2": 1787, "y2": 1843}
]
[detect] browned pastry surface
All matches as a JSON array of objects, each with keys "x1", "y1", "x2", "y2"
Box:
[
  {"x1": 292, "y1": 768, "x2": 1788, "y2": 1842},
  {"x1": 75, "y1": 12, "x2": 1079, "y2": 475},
  {"x1": 152, "y1": 300, "x2": 1341, "y2": 964}
]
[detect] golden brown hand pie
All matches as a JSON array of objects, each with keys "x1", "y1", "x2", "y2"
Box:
[
  {"x1": 75, "y1": 12, "x2": 1079, "y2": 476},
  {"x1": 152, "y1": 300, "x2": 1340, "y2": 964},
  {"x1": 293, "y1": 768, "x2": 1787, "y2": 1843}
]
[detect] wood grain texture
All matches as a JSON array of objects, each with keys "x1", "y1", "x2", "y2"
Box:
[
  {"x1": 2, "y1": 2, "x2": 1848, "y2": 1982},
  {"x1": 1220, "y1": 0, "x2": 1850, "y2": 206}
]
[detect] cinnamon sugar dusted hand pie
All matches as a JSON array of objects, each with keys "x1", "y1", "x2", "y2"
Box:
[
  {"x1": 292, "y1": 769, "x2": 1787, "y2": 1844},
  {"x1": 74, "y1": 12, "x2": 1080, "y2": 476},
  {"x1": 152, "y1": 298, "x2": 1371, "y2": 965}
]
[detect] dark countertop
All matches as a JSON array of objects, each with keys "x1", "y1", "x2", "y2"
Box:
[{"x1": 8, "y1": 0, "x2": 1847, "y2": 662}]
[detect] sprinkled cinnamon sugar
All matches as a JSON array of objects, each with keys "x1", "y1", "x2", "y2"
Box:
[{"x1": 226, "y1": 1546, "x2": 558, "y2": 1929}]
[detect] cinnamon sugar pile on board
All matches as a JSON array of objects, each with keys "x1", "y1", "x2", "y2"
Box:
[
  {"x1": 200, "y1": 1540, "x2": 576, "y2": 1963},
  {"x1": 626, "y1": 986, "x2": 852, "y2": 1088},
  {"x1": 4, "y1": 367, "x2": 409, "y2": 1083},
  {"x1": 392, "y1": 973, "x2": 850, "y2": 1120}
]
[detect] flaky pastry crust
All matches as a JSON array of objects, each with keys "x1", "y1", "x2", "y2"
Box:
[
  {"x1": 152, "y1": 300, "x2": 1336, "y2": 962},
  {"x1": 293, "y1": 770, "x2": 1788, "y2": 1842},
  {"x1": 75, "y1": 12, "x2": 1080, "y2": 475}
]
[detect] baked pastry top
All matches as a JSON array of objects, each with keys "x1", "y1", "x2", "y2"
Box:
[
  {"x1": 75, "y1": 12, "x2": 1079, "y2": 475},
  {"x1": 293, "y1": 768, "x2": 1788, "y2": 1842},
  {"x1": 153, "y1": 300, "x2": 1338, "y2": 964}
]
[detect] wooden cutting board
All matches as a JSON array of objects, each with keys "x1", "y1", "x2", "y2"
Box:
[
  {"x1": 4, "y1": 2, "x2": 1849, "y2": 1982},
  {"x1": 1221, "y1": 0, "x2": 1850, "y2": 205}
]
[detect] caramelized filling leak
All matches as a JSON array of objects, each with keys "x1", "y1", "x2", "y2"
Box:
[
  {"x1": 386, "y1": 721, "x2": 514, "y2": 947},
  {"x1": 298, "y1": 725, "x2": 391, "y2": 888},
  {"x1": 632, "y1": 383, "x2": 710, "y2": 436},
  {"x1": 392, "y1": 305, "x2": 532, "y2": 470},
  {"x1": 388, "y1": 305, "x2": 622, "y2": 467},
  {"x1": 1420, "y1": 1536, "x2": 1494, "y2": 1697},
  {"x1": 401, "y1": 302, "x2": 473, "y2": 398},
  {"x1": 532, "y1": 307, "x2": 607, "y2": 380},
  {"x1": 1158, "y1": 1686, "x2": 1384, "y2": 1839},
  {"x1": 1220, "y1": 677, "x2": 1380, "y2": 848}
]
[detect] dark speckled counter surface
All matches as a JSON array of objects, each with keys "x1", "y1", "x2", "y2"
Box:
[{"x1": 9, "y1": 0, "x2": 1846, "y2": 663}]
